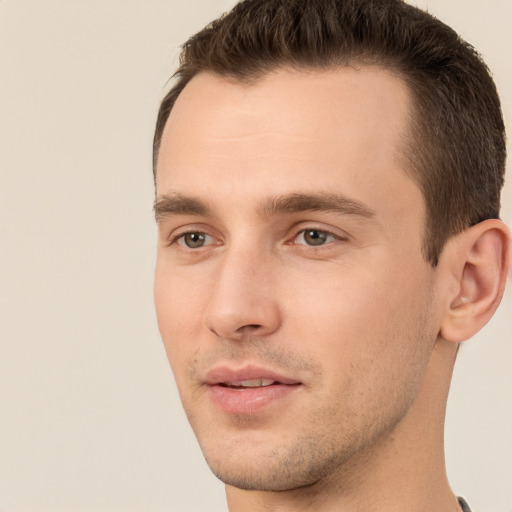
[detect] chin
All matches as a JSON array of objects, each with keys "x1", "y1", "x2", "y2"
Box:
[
  {"x1": 201, "y1": 437, "x2": 346, "y2": 492},
  {"x1": 208, "y1": 462, "x2": 318, "y2": 492}
]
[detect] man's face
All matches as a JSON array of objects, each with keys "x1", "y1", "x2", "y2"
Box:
[{"x1": 154, "y1": 68, "x2": 441, "y2": 491}]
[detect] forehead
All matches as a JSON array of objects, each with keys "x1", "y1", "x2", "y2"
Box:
[
  {"x1": 156, "y1": 67, "x2": 422, "y2": 228},
  {"x1": 160, "y1": 66, "x2": 411, "y2": 155}
]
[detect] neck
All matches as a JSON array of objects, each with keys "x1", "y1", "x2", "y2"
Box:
[{"x1": 226, "y1": 339, "x2": 460, "y2": 512}]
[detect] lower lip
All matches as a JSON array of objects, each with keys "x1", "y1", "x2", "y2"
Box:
[{"x1": 208, "y1": 384, "x2": 300, "y2": 414}]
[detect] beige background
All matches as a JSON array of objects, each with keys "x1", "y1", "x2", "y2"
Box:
[{"x1": 0, "y1": 1, "x2": 510, "y2": 511}]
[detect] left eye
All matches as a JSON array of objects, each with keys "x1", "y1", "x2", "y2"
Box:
[{"x1": 294, "y1": 229, "x2": 338, "y2": 246}]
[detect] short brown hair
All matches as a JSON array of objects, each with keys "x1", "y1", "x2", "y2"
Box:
[{"x1": 153, "y1": 0, "x2": 506, "y2": 266}]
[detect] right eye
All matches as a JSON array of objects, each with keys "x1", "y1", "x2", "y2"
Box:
[{"x1": 176, "y1": 232, "x2": 216, "y2": 249}]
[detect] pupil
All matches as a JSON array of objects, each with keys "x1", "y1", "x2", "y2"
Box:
[
  {"x1": 185, "y1": 233, "x2": 205, "y2": 248},
  {"x1": 305, "y1": 230, "x2": 327, "y2": 246}
]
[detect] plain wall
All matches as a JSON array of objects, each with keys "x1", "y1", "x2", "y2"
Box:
[{"x1": 0, "y1": 1, "x2": 510, "y2": 511}]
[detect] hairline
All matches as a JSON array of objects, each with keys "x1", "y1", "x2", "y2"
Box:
[{"x1": 153, "y1": 59, "x2": 409, "y2": 174}]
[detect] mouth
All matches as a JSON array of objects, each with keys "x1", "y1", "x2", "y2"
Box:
[
  {"x1": 205, "y1": 366, "x2": 302, "y2": 414},
  {"x1": 219, "y1": 378, "x2": 287, "y2": 388}
]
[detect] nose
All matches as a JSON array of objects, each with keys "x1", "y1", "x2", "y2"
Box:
[{"x1": 204, "y1": 246, "x2": 281, "y2": 341}]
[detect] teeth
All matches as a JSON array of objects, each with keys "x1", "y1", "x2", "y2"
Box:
[{"x1": 237, "y1": 379, "x2": 275, "y2": 388}]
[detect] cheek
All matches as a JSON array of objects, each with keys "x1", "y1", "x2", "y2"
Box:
[
  {"x1": 282, "y1": 260, "x2": 389, "y2": 331},
  {"x1": 154, "y1": 263, "x2": 207, "y2": 370},
  {"x1": 282, "y1": 257, "x2": 434, "y2": 371},
  {"x1": 290, "y1": 267, "x2": 435, "y2": 433}
]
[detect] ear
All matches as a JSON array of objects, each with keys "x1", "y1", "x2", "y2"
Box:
[{"x1": 439, "y1": 219, "x2": 511, "y2": 343}]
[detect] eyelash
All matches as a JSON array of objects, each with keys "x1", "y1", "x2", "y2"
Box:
[
  {"x1": 291, "y1": 228, "x2": 342, "y2": 247},
  {"x1": 169, "y1": 226, "x2": 345, "y2": 250},
  {"x1": 173, "y1": 231, "x2": 217, "y2": 249}
]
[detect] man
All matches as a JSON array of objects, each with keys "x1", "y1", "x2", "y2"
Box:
[{"x1": 152, "y1": 1, "x2": 510, "y2": 510}]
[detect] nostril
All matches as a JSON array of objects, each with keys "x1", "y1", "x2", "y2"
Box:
[
  {"x1": 205, "y1": 294, "x2": 281, "y2": 340},
  {"x1": 238, "y1": 324, "x2": 263, "y2": 332}
]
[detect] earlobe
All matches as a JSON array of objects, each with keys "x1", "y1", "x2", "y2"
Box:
[{"x1": 439, "y1": 219, "x2": 511, "y2": 344}]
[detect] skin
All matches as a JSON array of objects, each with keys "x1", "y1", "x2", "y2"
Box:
[{"x1": 154, "y1": 68, "x2": 510, "y2": 511}]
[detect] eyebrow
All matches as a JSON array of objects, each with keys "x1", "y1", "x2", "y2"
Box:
[
  {"x1": 260, "y1": 192, "x2": 376, "y2": 219},
  {"x1": 154, "y1": 191, "x2": 376, "y2": 222},
  {"x1": 154, "y1": 193, "x2": 212, "y2": 221}
]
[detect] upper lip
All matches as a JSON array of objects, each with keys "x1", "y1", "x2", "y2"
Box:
[{"x1": 204, "y1": 365, "x2": 301, "y2": 386}]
